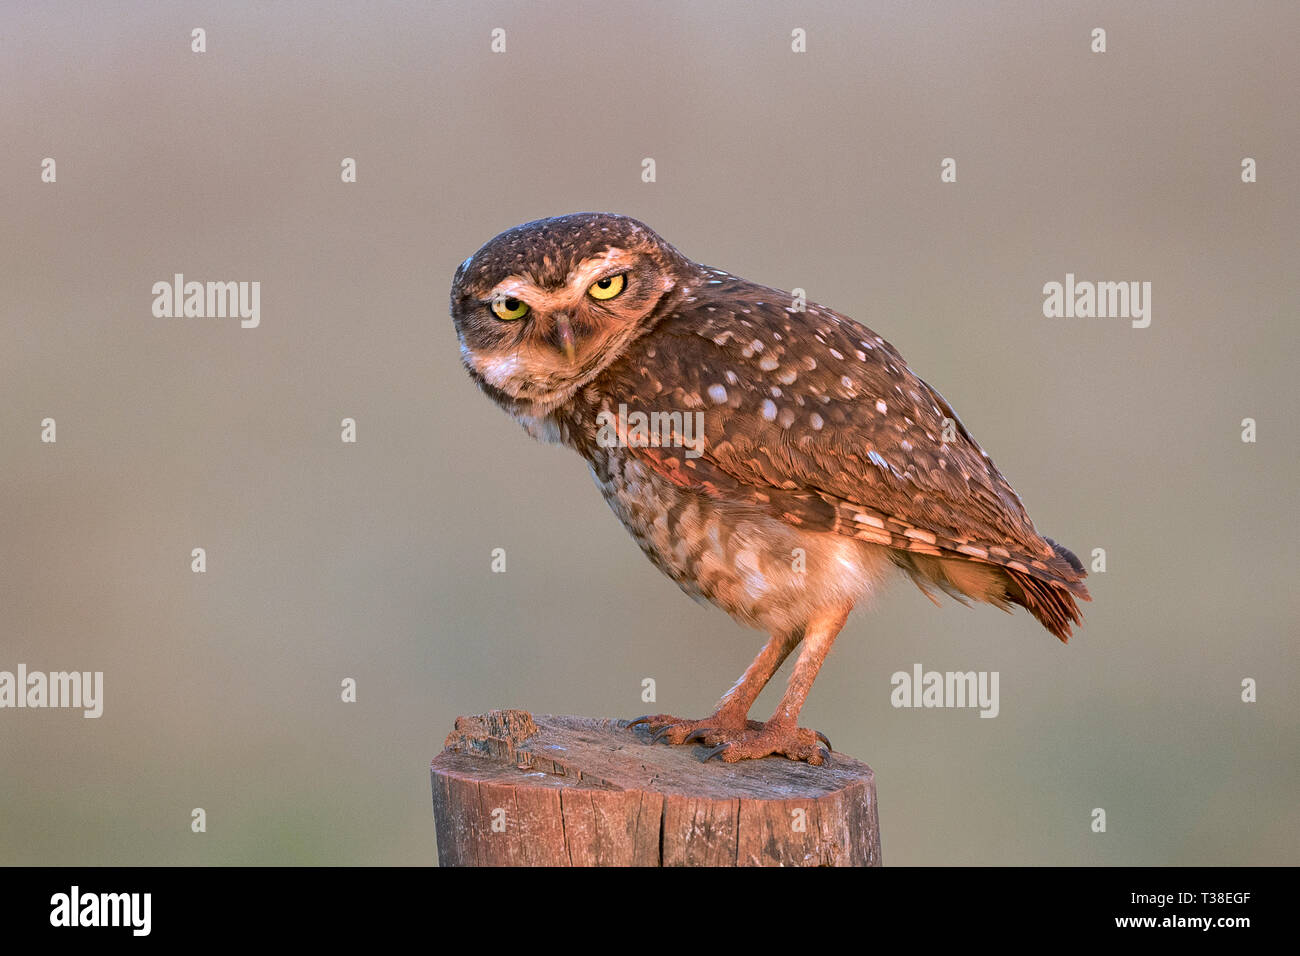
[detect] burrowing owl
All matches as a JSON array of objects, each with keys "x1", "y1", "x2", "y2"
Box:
[{"x1": 451, "y1": 213, "x2": 1088, "y2": 765}]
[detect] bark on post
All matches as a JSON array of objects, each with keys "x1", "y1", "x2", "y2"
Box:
[{"x1": 431, "y1": 709, "x2": 881, "y2": 866}]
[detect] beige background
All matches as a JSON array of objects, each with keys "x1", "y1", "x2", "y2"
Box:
[{"x1": 2, "y1": 1, "x2": 1296, "y2": 865}]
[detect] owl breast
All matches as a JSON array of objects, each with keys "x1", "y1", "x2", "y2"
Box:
[{"x1": 585, "y1": 443, "x2": 893, "y2": 637}]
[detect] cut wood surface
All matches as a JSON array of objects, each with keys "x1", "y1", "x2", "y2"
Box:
[{"x1": 431, "y1": 709, "x2": 881, "y2": 866}]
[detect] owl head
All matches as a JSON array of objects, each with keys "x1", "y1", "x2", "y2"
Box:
[{"x1": 450, "y1": 213, "x2": 689, "y2": 406}]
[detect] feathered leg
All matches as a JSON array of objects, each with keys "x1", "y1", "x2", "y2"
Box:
[
  {"x1": 702, "y1": 604, "x2": 851, "y2": 765},
  {"x1": 627, "y1": 628, "x2": 799, "y2": 745}
]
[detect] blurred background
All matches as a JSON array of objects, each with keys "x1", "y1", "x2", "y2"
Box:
[{"x1": 1, "y1": 0, "x2": 1296, "y2": 865}]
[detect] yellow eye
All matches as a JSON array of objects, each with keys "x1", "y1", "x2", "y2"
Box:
[
  {"x1": 490, "y1": 295, "x2": 530, "y2": 320},
  {"x1": 588, "y1": 273, "x2": 626, "y2": 301}
]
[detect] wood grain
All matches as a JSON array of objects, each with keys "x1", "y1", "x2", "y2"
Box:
[{"x1": 431, "y1": 709, "x2": 881, "y2": 866}]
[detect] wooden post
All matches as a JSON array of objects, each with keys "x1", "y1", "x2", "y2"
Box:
[{"x1": 431, "y1": 709, "x2": 881, "y2": 866}]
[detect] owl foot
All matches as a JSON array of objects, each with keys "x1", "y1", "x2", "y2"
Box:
[
  {"x1": 701, "y1": 724, "x2": 832, "y2": 766},
  {"x1": 625, "y1": 714, "x2": 763, "y2": 747}
]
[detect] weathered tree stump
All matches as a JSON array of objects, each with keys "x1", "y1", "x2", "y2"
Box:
[{"x1": 430, "y1": 709, "x2": 881, "y2": 866}]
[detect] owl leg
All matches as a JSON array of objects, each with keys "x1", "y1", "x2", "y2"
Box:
[
  {"x1": 702, "y1": 604, "x2": 852, "y2": 766},
  {"x1": 626, "y1": 629, "x2": 799, "y2": 746}
]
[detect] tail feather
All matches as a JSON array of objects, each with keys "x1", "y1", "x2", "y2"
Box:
[
  {"x1": 1045, "y1": 536, "x2": 1086, "y2": 576},
  {"x1": 1002, "y1": 567, "x2": 1085, "y2": 643},
  {"x1": 892, "y1": 534, "x2": 1090, "y2": 643}
]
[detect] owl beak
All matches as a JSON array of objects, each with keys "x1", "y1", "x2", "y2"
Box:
[{"x1": 554, "y1": 314, "x2": 577, "y2": 363}]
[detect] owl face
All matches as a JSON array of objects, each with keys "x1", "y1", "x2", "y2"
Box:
[{"x1": 451, "y1": 213, "x2": 688, "y2": 407}]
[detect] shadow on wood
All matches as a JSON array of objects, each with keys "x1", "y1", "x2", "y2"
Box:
[{"x1": 431, "y1": 709, "x2": 881, "y2": 866}]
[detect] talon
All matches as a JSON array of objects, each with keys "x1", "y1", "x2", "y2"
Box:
[
  {"x1": 703, "y1": 743, "x2": 732, "y2": 762},
  {"x1": 815, "y1": 730, "x2": 832, "y2": 751},
  {"x1": 626, "y1": 716, "x2": 654, "y2": 729},
  {"x1": 816, "y1": 748, "x2": 830, "y2": 765},
  {"x1": 684, "y1": 727, "x2": 716, "y2": 744},
  {"x1": 650, "y1": 726, "x2": 677, "y2": 744}
]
